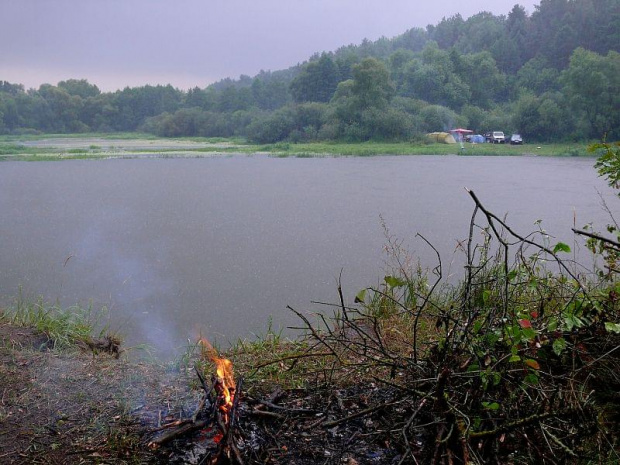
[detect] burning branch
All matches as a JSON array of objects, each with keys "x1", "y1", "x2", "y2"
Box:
[{"x1": 148, "y1": 339, "x2": 245, "y2": 464}]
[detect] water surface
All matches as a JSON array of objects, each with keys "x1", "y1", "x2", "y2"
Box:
[{"x1": 0, "y1": 155, "x2": 613, "y2": 353}]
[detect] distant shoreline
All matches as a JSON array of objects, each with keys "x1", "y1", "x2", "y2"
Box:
[{"x1": 0, "y1": 133, "x2": 597, "y2": 161}]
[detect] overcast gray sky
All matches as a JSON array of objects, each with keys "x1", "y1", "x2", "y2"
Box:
[{"x1": 1, "y1": 0, "x2": 539, "y2": 91}]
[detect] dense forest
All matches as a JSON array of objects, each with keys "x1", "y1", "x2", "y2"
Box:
[{"x1": 1, "y1": 0, "x2": 619, "y2": 143}]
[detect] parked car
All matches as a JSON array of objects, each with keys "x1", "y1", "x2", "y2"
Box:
[
  {"x1": 484, "y1": 131, "x2": 506, "y2": 143},
  {"x1": 510, "y1": 134, "x2": 523, "y2": 145},
  {"x1": 491, "y1": 131, "x2": 505, "y2": 144}
]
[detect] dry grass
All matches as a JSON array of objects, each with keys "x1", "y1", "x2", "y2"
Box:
[{"x1": 0, "y1": 321, "x2": 200, "y2": 464}]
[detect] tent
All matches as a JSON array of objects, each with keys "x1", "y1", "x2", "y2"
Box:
[
  {"x1": 470, "y1": 134, "x2": 485, "y2": 144},
  {"x1": 449, "y1": 128, "x2": 473, "y2": 135},
  {"x1": 449, "y1": 128, "x2": 473, "y2": 142},
  {"x1": 426, "y1": 132, "x2": 456, "y2": 144}
]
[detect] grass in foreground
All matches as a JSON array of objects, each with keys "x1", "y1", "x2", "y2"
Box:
[{"x1": 0, "y1": 292, "x2": 113, "y2": 350}]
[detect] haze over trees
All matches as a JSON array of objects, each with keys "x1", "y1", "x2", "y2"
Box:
[{"x1": 1, "y1": 0, "x2": 618, "y2": 143}]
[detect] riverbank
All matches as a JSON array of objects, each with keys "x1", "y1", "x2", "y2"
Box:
[
  {"x1": 0, "y1": 302, "x2": 413, "y2": 464},
  {"x1": 0, "y1": 133, "x2": 595, "y2": 161},
  {"x1": 2, "y1": 211, "x2": 620, "y2": 464}
]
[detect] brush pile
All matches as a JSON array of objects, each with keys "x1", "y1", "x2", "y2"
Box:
[{"x1": 148, "y1": 190, "x2": 620, "y2": 464}]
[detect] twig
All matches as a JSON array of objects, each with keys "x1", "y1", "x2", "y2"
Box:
[
  {"x1": 250, "y1": 409, "x2": 285, "y2": 420},
  {"x1": 322, "y1": 399, "x2": 403, "y2": 428},
  {"x1": 251, "y1": 398, "x2": 319, "y2": 415},
  {"x1": 148, "y1": 419, "x2": 209, "y2": 447},
  {"x1": 467, "y1": 189, "x2": 588, "y2": 295},
  {"x1": 572, "y1": 228, "x2": 620, "y2": 250},
  {"x1": 192, "y1": 394, "x2": 206, "y2": 422},
  {"x1": 150, "y1": 418, "x2": 192, "y2": 433},
  {"x1": 338, "y1": 268, "x2": 349, "y2": 322},
  {"x1": 287, "y1": 305, "x2": 341, "y2": 360},
  {"x1": 468, "y1": 412, "x2": 555, "y2": 439},
  {"x1": 413, "y1": 233, "x2": 442, "y2": 364},
  {"x1": 542, "y1": 425, "x2": 578, "y2": 457},
  {"x1": 398, "y1": 398, "x2": 428, "y2": 465},
  {"x1": 195, "y1": 364, "x2": 215, "y2": 400},
  {"x1": 250, "y1": 351, "x2": 333, "y2": 371}
]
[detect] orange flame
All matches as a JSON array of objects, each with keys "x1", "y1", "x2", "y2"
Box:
[{"x1": 198, "y1": 339, "x2": 235, "y2": 409}]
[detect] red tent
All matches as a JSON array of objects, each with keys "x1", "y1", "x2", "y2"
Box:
[
  {"x1": 449, "y1": 128, "x2": 473, "y2": 142},
  {"x1": 449, "y1": 128, "x2": 473, "y2": 134}
]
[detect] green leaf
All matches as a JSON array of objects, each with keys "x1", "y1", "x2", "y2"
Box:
[
  {"x1": 482, "y1": 401, "x2": 500, "y2": 410},
  {"x1": 384, "y1": 275, "x2": 406, "y2": 288},
  {"x1": 467, "y1": 363, "x2": 480, "y2": 372},
  {"x1": 604, "y1": 322, "x2": 620, "y2": 334},
  {"x1": 354, "y1": 289, "x2": 367, "y2": 304},
  {"x1": 564, "y1": 314, "x2": 584, "y2": 331},
  {"x1": 482, "y1": 289, "x2": 491, "y2": 304},
  {"x1": 509, "y1": 355, "x2": 521, "y2": 363},
  {"x1": 522, "y1": 327, "x2": 537, "y2": 341},
  {"x1": 553, "y1": 242, "x2": 571, "y2": 254},
  {"x1": 552, "y1": 337, "x2": 567, "y2": 356},
  {"x1": 524, "y1": 373, "x2": 539, "y2": 385}
]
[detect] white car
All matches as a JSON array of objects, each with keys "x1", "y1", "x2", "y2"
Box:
[{"x1": 491, "y1": 131, "x2": 505, "y2": 144}]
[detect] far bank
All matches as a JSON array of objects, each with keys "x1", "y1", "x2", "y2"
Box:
[{"x1": 0, "y1": 133, "x2": 597, "y2": 161}]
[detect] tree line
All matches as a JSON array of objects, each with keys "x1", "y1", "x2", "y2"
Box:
[{"x1": 1, "y1": 0, "x2": 618, "y2": 143}]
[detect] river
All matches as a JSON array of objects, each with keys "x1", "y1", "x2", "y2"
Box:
[{"x1": 0, "y1": 155, "x2": 614, "y2": 354}]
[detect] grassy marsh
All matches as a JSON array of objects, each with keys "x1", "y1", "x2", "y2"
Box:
[{"x1": 0, "y1": 133, "x2": 596, "y2": 161}]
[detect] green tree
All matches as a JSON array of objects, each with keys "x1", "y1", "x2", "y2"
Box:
[
  {"x1": 388, "y1": 49, "x2": 415, "y2": 93},
  {"x1": 461, "y1": 51, "x2": 506, "y2": 107},
  {"x1": 290, "y1": 53, "x2": 340, "y2": 103},
  {"x1": 0, "y1": 93, "x2": 19, "y2": 130},
  {"x1": 456, "y1": 12, "x2": 505, "y2": 54},
  {"x1": 185, "y1": 87, "x2": 212, "y2": 110},
  {"x1": 112, "y1": 85, "x2": 183, "y2": 131},
  {"x1": 252, "y1": 78, "x2": 290, "y2": 110},
  {"x1": 391, "y1": 27, "x2": 428, "y2": 53},
  {"x1": 246, "y1": 106, "x2": 295, "y2": 143},
  {"x1": 350, "y1": 57, "x2": 394, "y2": 110},
  {"x1": 58, "y1": 79, "x2": 101, "y2": 99},
  {"x1": 512, "y1": 92, "x2": 572, "y2": 141},
  {"x1": 419, "y1": 104, "x2": 462, "y2": 133},
  {"x1": 37, "y1": 84, "x2": 86, "y2": 132},
  {"x1": 0, "y1": 81, "x2": 25, "y2": 95},
  {"x1": 427, "y1": 14, "x2": 464, "y2": 48},
  {"x1": 561, "y1": 48, "x2": 620, "y2": 139},
  {"x1": 516, "y1": 57, "x2": 560, "y2": 94}
]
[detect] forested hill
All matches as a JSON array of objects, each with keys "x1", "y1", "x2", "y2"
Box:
[{"x1": 1, "y1": 0, "x2": 619, "y2": 143}]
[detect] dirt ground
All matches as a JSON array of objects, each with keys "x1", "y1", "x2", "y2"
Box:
[
  {"x1": 0, "y1": 323, "x2": 195, "y2": 464},
  {"x1": 0, "y1": 323, "x2": 407, "y2": 464}
]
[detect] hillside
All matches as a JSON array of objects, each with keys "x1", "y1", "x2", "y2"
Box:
[{"x1": 1, "y1": 0, "x2": 619, "y2": 143}]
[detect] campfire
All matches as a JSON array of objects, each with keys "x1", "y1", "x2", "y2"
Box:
[
  {"x1": 148, "y1": 339, "x2": 244, "y2": 464},
  {"x1": 210, "y1": 350, "x2": 236, "y2": 426}
]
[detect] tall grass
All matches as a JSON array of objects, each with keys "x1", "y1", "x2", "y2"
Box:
[{"x1": 0, "y1": 292, "x2": 111, "y2": 350}]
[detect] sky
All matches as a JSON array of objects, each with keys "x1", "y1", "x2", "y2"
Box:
[{"x1": 1, "y1": 0, "x2": 540, "y2": 92}]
